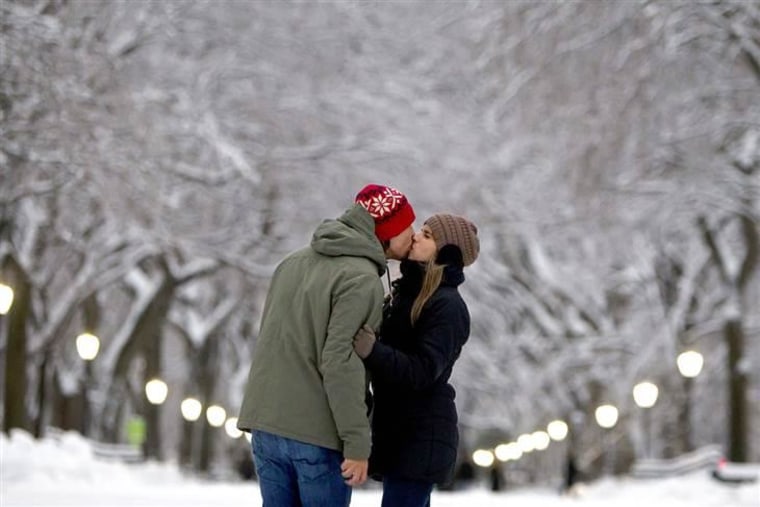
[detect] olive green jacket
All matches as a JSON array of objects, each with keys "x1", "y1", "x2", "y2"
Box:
[{"x1": 237, "y1": 204, "x2": 386, "y2": 460}]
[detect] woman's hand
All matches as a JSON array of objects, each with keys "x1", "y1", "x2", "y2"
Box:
[{"x1": 353, "y1": 325, "x2": 376, "y2": 359}]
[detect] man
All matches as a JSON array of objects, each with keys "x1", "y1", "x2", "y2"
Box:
[{"x1": 237, "y1": 184, "x2": 416, "y2": 506}]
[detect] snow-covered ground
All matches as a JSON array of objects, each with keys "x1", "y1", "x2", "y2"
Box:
[{"x1": 1, "y1": 430, "x2": 757, "y2": 507}]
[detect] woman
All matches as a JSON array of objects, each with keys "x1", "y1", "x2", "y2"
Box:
[{"x1": 352, "y1": 213, "x2": 479, "y2": 507}]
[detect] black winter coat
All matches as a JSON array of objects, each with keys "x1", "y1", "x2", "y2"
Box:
[{"x1": 364, "y1": 260, "x2": 470, "y2": 485}]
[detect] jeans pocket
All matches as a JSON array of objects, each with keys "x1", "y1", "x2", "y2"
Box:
[
  {"x1": 253, "y1": 451, "x2": 282, "y2": 484},
  {"x1": 297, "y1": 459, "x2": 333, "y2": 482},
  {"x1": 251, "y1": 434, "x2": 278, "y2": 482},
  {"x1": 293, "y1": 443, "x2": 339, "y2": 482}
]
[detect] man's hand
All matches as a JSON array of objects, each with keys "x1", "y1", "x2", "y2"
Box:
[
  {"x1": 341, "y1": 458, "x2": 368, "y2": 486},
  {"x1": 353, "y1": 325, "x2": 376, "y2": 359}
]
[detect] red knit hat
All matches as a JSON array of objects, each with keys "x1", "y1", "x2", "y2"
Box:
[{"x1": 355, "y1": 184, "x2": 416, "y2": 242}]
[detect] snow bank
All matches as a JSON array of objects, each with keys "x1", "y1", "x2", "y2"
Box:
[
  {"x1": 1, "y1": 429, "x2": 184, "y2": 486},
  {"x1": 2, "y1": 430, "x2": 758, "y2": 507}
]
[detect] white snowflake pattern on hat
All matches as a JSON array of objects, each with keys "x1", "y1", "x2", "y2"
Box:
[{"x1": 364, "y1": 187, "x2": 403, "y2": 218}]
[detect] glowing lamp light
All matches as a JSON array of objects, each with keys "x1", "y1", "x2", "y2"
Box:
[
  {"x1": 495, "y1": 442, "x2": 522, "y2": 462},
  {"x1": 677, "y1": 351, "x2": 704, "y2": 378},
  {"x1": 225, "y1": 417, "x2": 243, "y2": 439},
  {"x1": 244, "y1": 431, "x2": 252, "y2": 443},
  {"x1": 494, "y1": 443, "x2": 511, "y2": 462},
  {"x1": 180, "y1": 398, "x2": 202, "y2": 421},
  {"x1": 145, "y1": 379, "x2": 168, "y2": 405},
  {"x1": 472, "y1": 449, "x2": 495, "y2": 468},
  {"x1": 517, "y1": 433, "x2": 535, "y2": 453},
  {"x1": 206, "y1": 405, "x2": 226, "y2": 427},
  {"x1": 633, "y1": 382, "x2": 659, "y2": 408},
  {"x1": 595, "y1": 404, "x2": 619, "y2": 429},
  {"x1": 547, "y1": 420, "x2": 569, "y2": 441},
  {"x1": 75, "y1": 333, "x2": 100, "y2": 361},
  {"x1": 0, "y1": 283, "x2": 13, "y2": 314},
  {"x1": 531, "y1": 431, "x2": 551, "y2": 451}
]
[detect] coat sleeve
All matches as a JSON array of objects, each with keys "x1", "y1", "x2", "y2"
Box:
[
  {"x1": 320, "y1": 272, "x2": 384, "y2": 460},
  {"x1": 364, "y1": 295, "x2": 469, "y2": 391}
]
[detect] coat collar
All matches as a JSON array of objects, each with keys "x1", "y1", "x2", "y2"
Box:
[{"x1": 398, "y1": 259, "x2": 465, "y2": 292}]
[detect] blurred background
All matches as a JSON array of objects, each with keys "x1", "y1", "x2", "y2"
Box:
[{"x1": 1, "y1": 0, "x2": 758, "y2": 490}]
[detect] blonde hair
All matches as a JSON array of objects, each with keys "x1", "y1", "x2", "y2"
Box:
[{"x1": 410, "y1": 259, "x2": 444, "y2": 325}]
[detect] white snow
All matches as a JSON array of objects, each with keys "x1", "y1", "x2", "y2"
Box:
[{"x1": 1, "y1": 430, "x2": 757, "y2": 507}]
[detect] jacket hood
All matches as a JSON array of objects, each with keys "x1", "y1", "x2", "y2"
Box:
[{"x1": 311, "y1": 204, "x2": 387, "y2": 276}]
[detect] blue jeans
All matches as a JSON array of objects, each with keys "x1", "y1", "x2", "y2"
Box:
[
  {"x1": 381, "y1": 476, "x2": 433, "y2": 507},
  {"x1": 251, "y1": 430, "x2": 351, "y2": 507}
]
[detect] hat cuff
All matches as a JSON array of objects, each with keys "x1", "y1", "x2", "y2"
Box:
[{"x1": 375, "y1": 204, "x2": 415, "y2": 242}]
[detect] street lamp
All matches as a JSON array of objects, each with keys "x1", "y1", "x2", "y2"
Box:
[
  {"x1": 547, "y1": 420, "x2": 569, "y2": 442},
  {"x1": 517, "y1": 433, "x2": 535, "y2": 453},
  {"x1": 225, "y1": 417, "x2": 243, "y2": 439},
  {"x1": 75, "y1": 333, "x2": 100, "y2": 361},
  {"x1": 595, "y1": 405, "x2": 618, "y2": 429},
  {"x1": 495, "y1": 442, "x2": 522, "y2": 462},
  {"x1": 677, "y1": 350, "x2": 704, "y2": 451},
  {"x1": 0, "y1": 283, "x2": 13, "y2": 314},
  {"x1": 180, "y1": 398, "x2": 202, "y2": 422},
  {"x1": 633, "y1": 382, "x2": 659, "y2": 458},
  {"x1": 143, "y1": 378, "x2": 168, "y2": 461},
  {"x1": 632, "y1": 382, "x2": 659, "y2": 408},
  {"x1": 531, "y1": 431, "x2": 551, "y2": 451},
  {"x1": 595, "y1": 404, "x2": 619, "y2": 475},
  {"x1": 677, "y1": 351, "x2": 704, "y2": 378},
  {"x1": 472, "y1": 449, "x2": 495, "y2": 468},
  {"x1": 547, "y1": 420, "x2": 570, "y2": 487},
  {"x1": 206, "y1": 405, "x2": 226, "y2": 427},
  {"x1": 75, "y1": 332, "x2": 100, "y2": 437},
  {"x1": 145, "y1": 379, "x2": 168, "y2": 405},
  {"x1": 180, "y1": 397, "x2": 203, "y2": 469}
]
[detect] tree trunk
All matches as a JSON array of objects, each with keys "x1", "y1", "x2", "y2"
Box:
[{"x1": 2, "y1": 254, "x2": 31, "y2": 433}]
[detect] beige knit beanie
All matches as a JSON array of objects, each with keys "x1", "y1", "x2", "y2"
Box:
[{"x1": 424, "y1": 214, "x2": 480, "y2": 267}]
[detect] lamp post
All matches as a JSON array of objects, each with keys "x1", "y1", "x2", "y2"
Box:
[
  {"x1": 0, "y1": 283, "x2": 13, "y2": 418},
  {"x1": 677, "y1": 350, "x2": 703, "y2": 451},
  {"x1": 473, "y1": 449, "x2": 501, "y2": 491},
  {"x1": 75, "y1": 332, "x2": 100, "y2": 437},
  {"x1": 632, "y1": 381, "x2": 659, "y2": 458},
  {"x1": 595, "y1": 404, "x2": 618, "y2": 475},
  {"x1": 180, "y1": 397, "x2": 202, "y2": 469},
  {"x1": 547, "y1": 420, "x2": 569, "y2": 486},
  {"x1": 144, "y1": 378, "x2": 168, "y2": 460}
]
